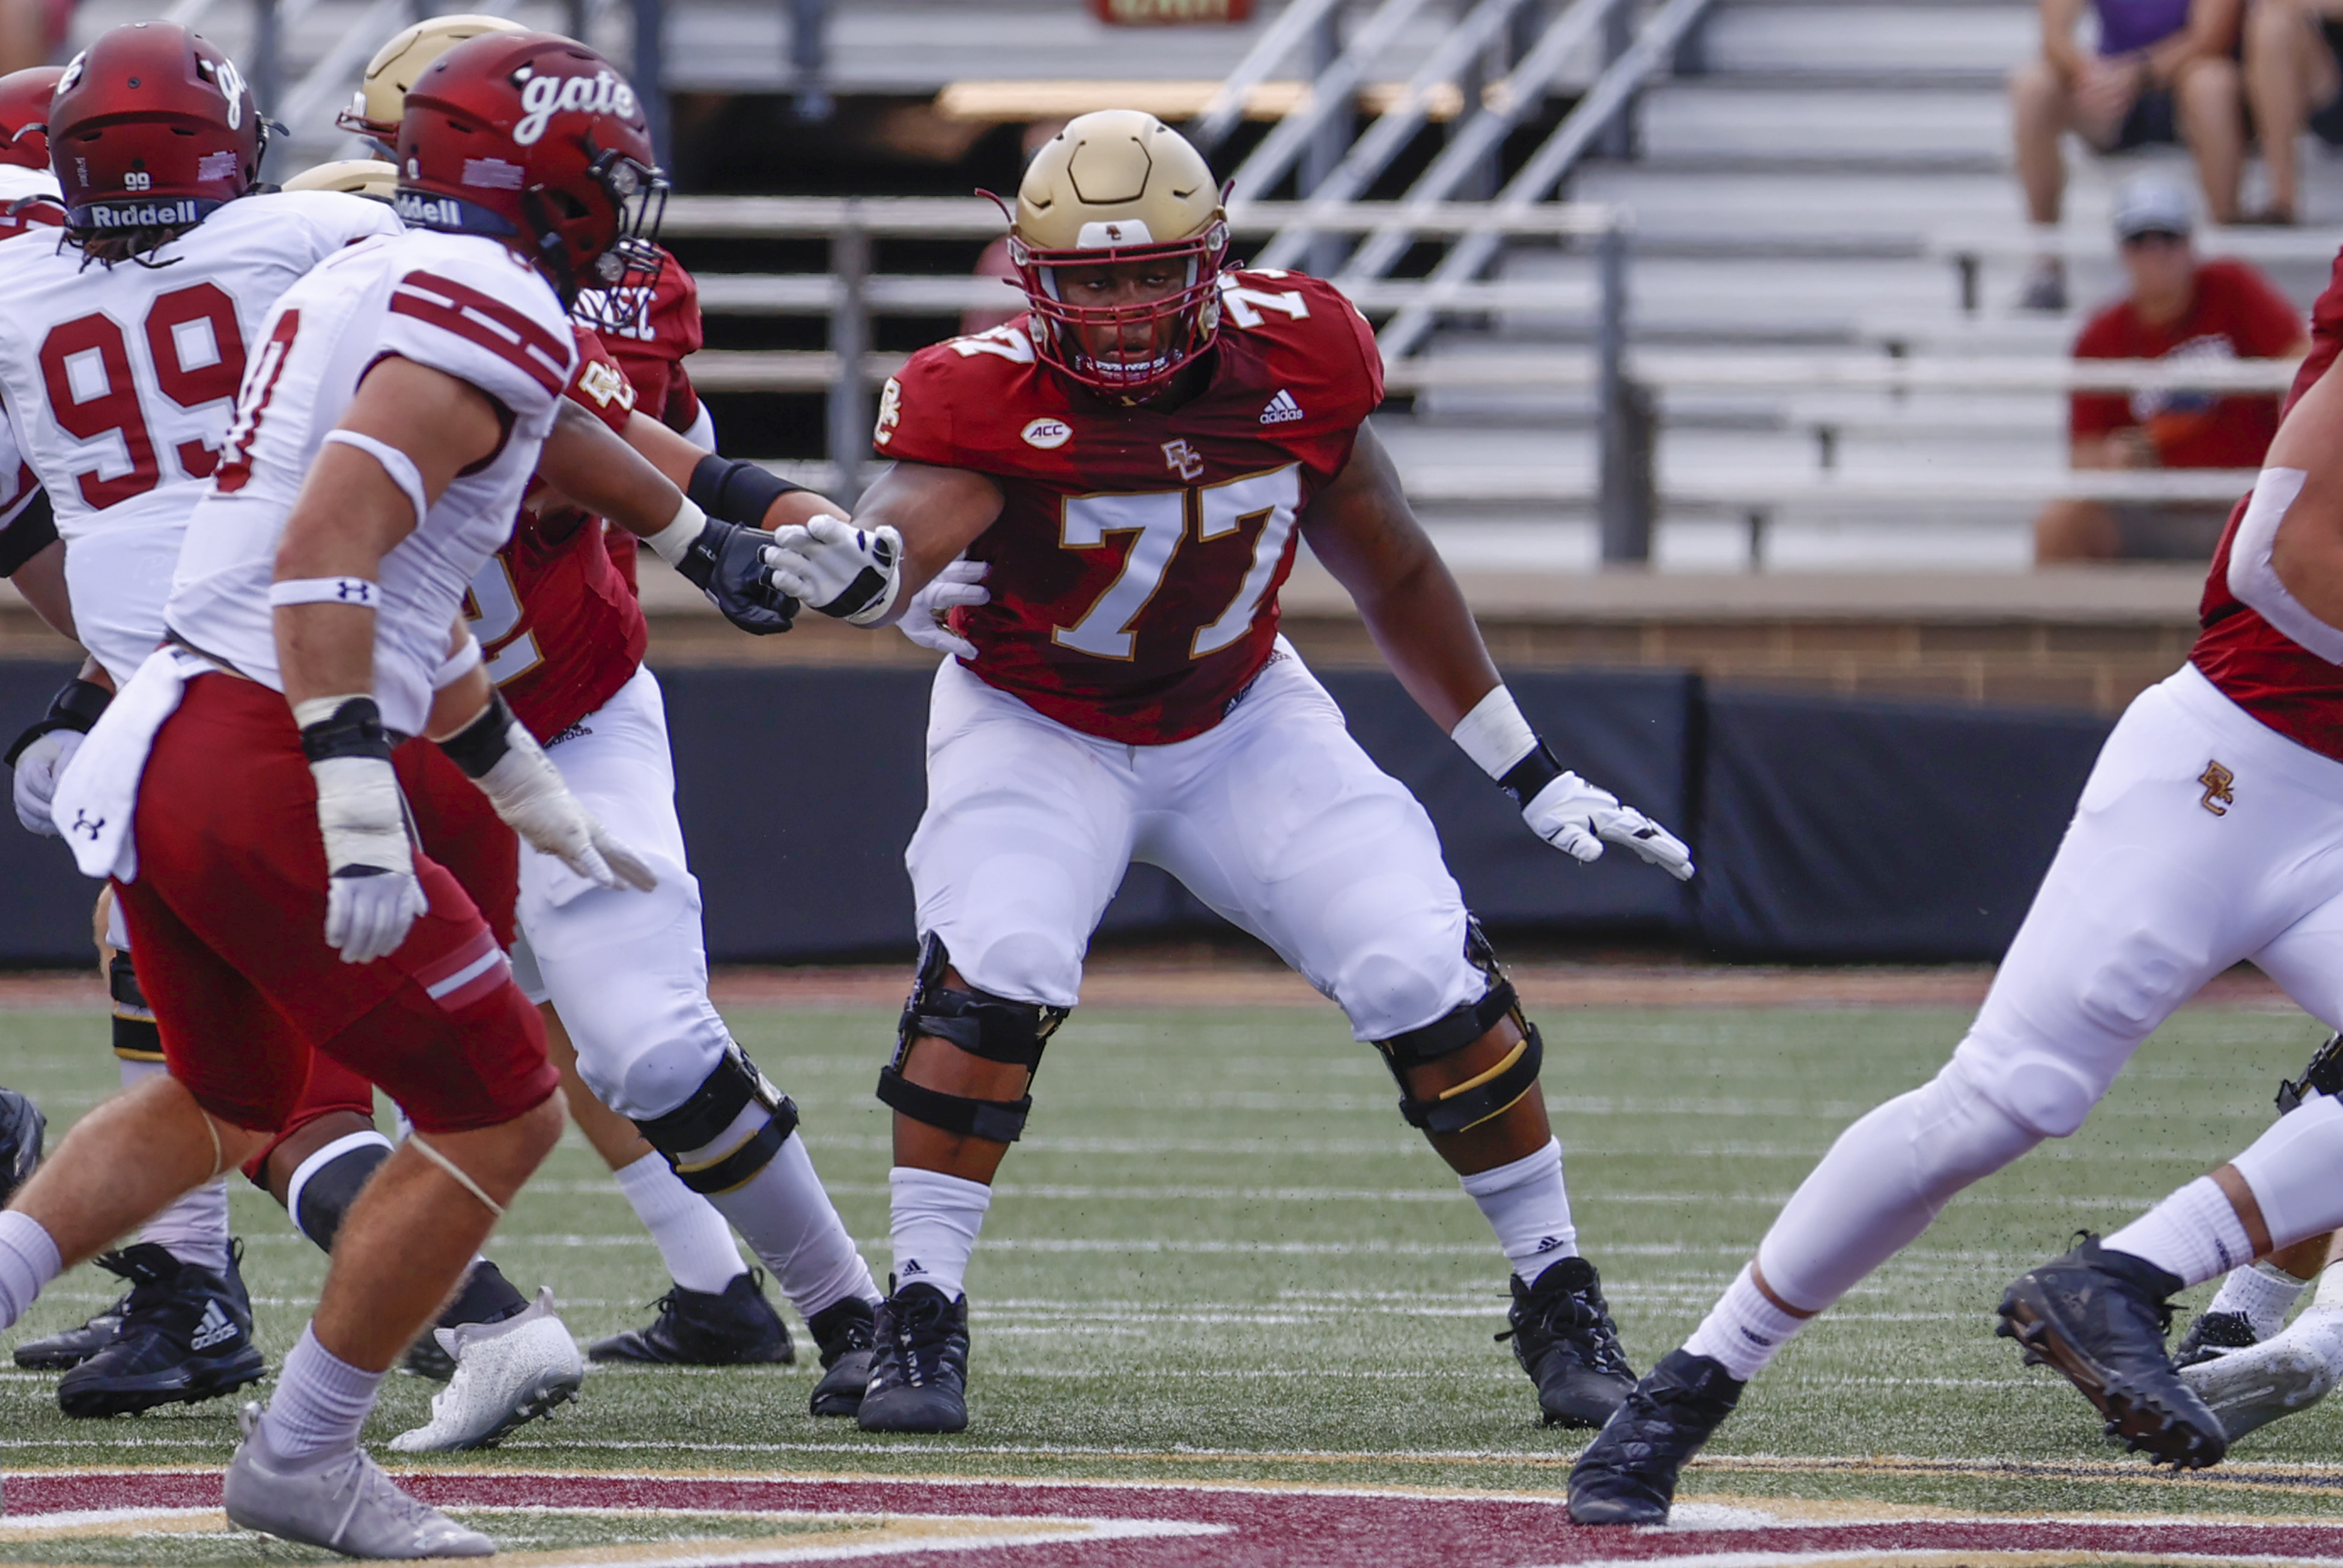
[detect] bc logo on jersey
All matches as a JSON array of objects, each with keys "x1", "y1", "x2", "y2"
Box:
[
  {"x1": 2199, "y1": 761, "x2": 2235, "y2": 816},
  {"x1": 1161, "y1": 439, "x2": 1205, "y2": 482}
]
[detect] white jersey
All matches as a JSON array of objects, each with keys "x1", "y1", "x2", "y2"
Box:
[
  {"x1": 169, "y1": 228, "x2": 577, "y2": 738},
  {"x1": 0, "y1": 190, "x2": 399, "y2": 681}
]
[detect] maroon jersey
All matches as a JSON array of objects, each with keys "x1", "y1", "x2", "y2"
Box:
[
  {"x1": 877, "y1": 269, "x2": 1382, "y2": 744},
  {"x1": 465, "y1": 325, "x2": 648, "y2": 743},
  {"x1": 2190, "y1": 245, "x2": 2338, "y2": 760},
  {"x1": 592, "y1": 245, "x2": 705, "y2": 433}
]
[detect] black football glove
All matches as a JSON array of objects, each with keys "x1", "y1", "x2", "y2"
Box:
[{"x1": 675, "y1": 517, "x2": 799, "y2": 635}]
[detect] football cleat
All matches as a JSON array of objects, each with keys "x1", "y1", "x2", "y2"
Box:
[
  {"x1": 806, "y1": 1292, "x2": 877, "y2": 1418},
  {"x1": 2172, "y1": 1309, "x2": 2261, "y2": 1369},
  {"x1": 1567, "y1": 1348, "x2": 1744, "y2": 1525},
  {"x1": 15, "y1": 1298, "x2": 126, "y2": 1370},
  {"x1": 857, "y1": 1280, "x2": 968, "y2": 1433},
  {"x1": 225, "y1": 1401, "x2": 494, "y2": 1558},
  {"x1": 387, "y1": 1287, "x2": 583, "y2": 1452},
  {"x1": 56, "y1": 1241, "x2": 265, "y2": 1417},
  {"x1": 0, "y1": 1086, "x2": 45, "y2": 1207},
  {"x1": 400, "y1": 1259, "x2": 530, "y2": 1382},
  {"x1": 1997, "y1": 1233, "x2": 2225, "y2": 1468},
  {"x1": 587, "y1": 1270, "x2": 794, "y2": 1366},
  {"x1": 2179, "y1": 1305, "x2": 2343, "y2": 1441},
  {"x1": 1498, "y1": 1256, "x2": 1637, "y2": 1429}
]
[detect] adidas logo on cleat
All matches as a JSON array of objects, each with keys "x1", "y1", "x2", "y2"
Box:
[
  {"x1": 1259, "y1": 389, "x2": 1304, "y2": 425},
  {"x1": 189, "y1": 1299, "x2": 239, "y2": 1352}
]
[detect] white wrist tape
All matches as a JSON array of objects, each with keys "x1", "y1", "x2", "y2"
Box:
[
  {"x1": 1450, "y1": 685, "x2": 1539, "y2": 780},
  {"x1": 432, "y1": 634, "x2": 484, "y2": 690},
  {"x1": 2228, "y1": 468, "x2": 2343, "y2": 664},
  {"x1": 269, "y1": 576, "x2": 380, "y2": 609},
  {"x1": 643, "y1": 497, "x2": 707, "y2": 567},
  {"x1": 322, "y1": 430, "x2": 430, "y2": 529},
  {"x1": 293, "y1": 694, "x2": 371, "y2": 730}
]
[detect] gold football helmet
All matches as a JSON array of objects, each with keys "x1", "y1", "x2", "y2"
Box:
[
  {"x1": 336, "y1": 13, "x2": 525, "y2": 142},
  {"x1": 282, "y1": 157, "x2": 398, "y2": 201},
  {"x1": 1001, "y1": 109, "x2": 1229, "y2": 397}
]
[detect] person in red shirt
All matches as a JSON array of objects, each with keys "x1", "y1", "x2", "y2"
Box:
[
  {"x1": 2036, "y1": 175, "x2": 2306, "y2": 562},
  {"x1": 1568, "y1": 239, "x2": 2343, "y2": 1524},
  {"x1": 767, "y1": 111, "x2": 1694, "y2": 1438}
]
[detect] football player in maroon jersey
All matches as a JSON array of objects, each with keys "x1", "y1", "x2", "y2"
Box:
[
  {"x1": 767, "y1": 111, "x2": 1693, "y2": 1436},
  {"x1": 1571, "y1": 245, "x2": 2343, "y2": 1521}
]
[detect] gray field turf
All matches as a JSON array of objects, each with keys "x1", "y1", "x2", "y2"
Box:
[{"x1": 0, "y1": 1000, "x2": 2336, "y2": 1522}]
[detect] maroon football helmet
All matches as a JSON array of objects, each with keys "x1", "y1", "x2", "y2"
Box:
[
  {"x1": 48, "y1": 23, "x2": 262, "y2": 237},
  {"x1": 395, "y1": 31, "x2": 665, "y2": 305},
  {"x1": 0, "y1": 66, "x2": 62, "y2": 171}
]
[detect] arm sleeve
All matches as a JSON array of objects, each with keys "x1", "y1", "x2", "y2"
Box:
[
  {"x1": 0, "y1": 488, "x2": 54, "y2": 577},
  {"x1": 380, "y1": 256, "x2": 577, "y2": 422}
]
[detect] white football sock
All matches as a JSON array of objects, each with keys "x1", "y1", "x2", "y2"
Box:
[
  {"x1": 2105, "y1": 1177, "x2": 2255, "y2": 1288},
  {"x1": 612, "y1": 1152, "x2": 747, "y2": 1296},
  {"x1": 702, "y1": 1137, "x2": 877, "y2": 1317},
  {"x1": 0, "y1": 1211, "x2": 60, "y2": 1330},
  {"x1": 889, "y1": 1166, "x2": 991, "y2": 1299},
  {"x1": 1457, "y1": 1137, "x2": 1576, "y2": 1284},
  {"x1": 1683, "y1": 1263, "x2": 1810, "y2": 1382},
  {"x1": 2206, "y1": 1259, "x2": 2311, "y2": 1338},
  {"x1": 118, "y1": 1058, "x2": 229, "y2": 1273},
  {"x1": 2318, "y1": 1259, "x2": 2343, "y2": 1311},
  {"x1": 261, "y1": 1323, "x2": 384, "y2": 1460}
]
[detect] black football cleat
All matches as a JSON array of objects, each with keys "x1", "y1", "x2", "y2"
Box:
[
  {"x1": 2172, "y1": 1309, "x2": 2260, "y2": 1369},
  {"x1": 588, "y1": 1271, "x2": 795, "y2": 1367},
  {"x1": 56, "y1": 1241, "x2": 265, "y2": 1417},
  {"x1": 805, "y1": 1293, "x2": 876, "y2": 1418},
  {"x1": 402, "y1": 1259, "x2": 530, "y2": 1381},
  {"x1": 15, "y1": 1297, "x2": 127, "y2": 1370},
  {"x1": 1567, "y1": 1348, "x2": 1744, "y2": 1525},
  {"x1": 1500, "y1": 1256, "x2": 1637, "y2": 1429},
  {"x1": 857, "y1": 1280, "x2": 968, "y2": 1433},
  {"x1": 0, "y1": 1087, "x2": 44, "y2": 1208},
  {"x1": 1997, "y1": 1233, "x2": 2225, "y2": 1469}
]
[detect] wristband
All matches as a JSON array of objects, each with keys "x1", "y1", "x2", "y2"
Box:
[
  {"x1": 2228, "y1": 469, "x2": 2343, "y2": 664},
  {"x1": 4, "y1": 676, "x2": 111, "y2": 767},
  {"x1": 687, "y1": 454, "x2": 803, "y2": 526},
  {"x1": 294, "y1": 694, "x2": 395, "y2": 764},
  {"x1": 437, "y1": 690, "x2": 517, "y2": 780},
  {"x1": 321, "y1": 429, "x2": 429, "y2": 529},
  {"x1": 1451, "y1": 686, "x2": 1565, "y2": 805},
  {"x1": 432, "y1": 634, "x2": 484, "y2": 690},
  {"x1": 269, "y1": 577, "x2": 380, "y2": 609},
  {"x1": 642, "y1": 496, "x2": 707, "y2": 567}
]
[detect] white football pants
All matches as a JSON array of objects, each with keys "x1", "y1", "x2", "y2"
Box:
[
  {"x1": 906, "y1": 641, "x2": 1485, "y2": 1040},
  {"x1": 1758, "y1": 662, "x2": 2343, "y2": 1311},
  {"x1": 507, "y1": 666, "x2": 731, "y2": 1122}
]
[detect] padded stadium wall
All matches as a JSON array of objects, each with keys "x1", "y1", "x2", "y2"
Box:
[{"x1": 0, "y1": 661, "x2": 2111, "y2": 967}]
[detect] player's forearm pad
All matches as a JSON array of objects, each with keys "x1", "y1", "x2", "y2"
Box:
[
  {"x1": 687, "y1": 455, "x2": 803, "y2": 527},
  {"x1": 5, "y1": 676, "x2": 111, "y2": 767},
  {"x1": 437, "y1": 690, "x2": 520, "y2": 780},
  {"x1": 1450, "y1": 685, "x2": 1565, "y2": 804}
]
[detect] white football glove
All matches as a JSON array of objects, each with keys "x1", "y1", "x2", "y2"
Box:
[
  {"x1": 470, "y1": 714, "x2": 658, "y2": 893},
  {"x1": 898, "y1": 558, "x2": 989, "y2": 660},
  {"x1": 762, "y1": 515, "x2": 904, "y2": 625},
  {"x1": 311, "y1": 753, "x2": 430, "y2": 964},
  {"x1": 1522, "y1": 771, "x2": 1695, "y2": 881},
  {"x1": 11, "y1": 728, "x2": 79, "y2": 837}
]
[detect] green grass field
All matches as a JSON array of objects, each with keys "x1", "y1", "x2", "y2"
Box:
[{"x1": 0, "y1": 997, "x2": 2335, "y2": 1523}]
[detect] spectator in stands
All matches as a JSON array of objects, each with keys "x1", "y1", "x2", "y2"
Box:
[
  {"x1": 2010, "y1": 0, "x2": 2244, "y2": 311},
  {"x1": 2243, "y1": 0, "x2": 2343, "y2": 223},
  {"x1": 961, "y1": 117, "x2": 1068, "y2": 337},
  {"x1": 2034, "y1": 175, "x2": 2305, "y2": 561},
  {"x1": 0, "y1": 0, "x2": 65, "y2": 74}
]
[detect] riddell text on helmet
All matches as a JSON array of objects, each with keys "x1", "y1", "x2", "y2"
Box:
[
  {"x1": 83, "y1": 197, "x2": 204, "y2": 227},
  {"x1": 511, "y1": 69, "x2": 636, "y2": 147}
]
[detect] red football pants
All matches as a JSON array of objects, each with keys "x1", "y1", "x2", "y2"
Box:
[{"x1": 117, "y1": 673, "x2": 556, "y2": 1137}]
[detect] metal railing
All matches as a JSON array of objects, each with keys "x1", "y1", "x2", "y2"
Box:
[{"x1": 657, "y1": 195, "x2": 1630, "y2": 511}]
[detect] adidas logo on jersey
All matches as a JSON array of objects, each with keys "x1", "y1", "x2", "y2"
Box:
[
  {"x1": 1259, "y1": 389, "x2": 1305, "y2": 425},
  {"x1": 189, "y1": 1298, "x2": 240, "y2": 1352}
]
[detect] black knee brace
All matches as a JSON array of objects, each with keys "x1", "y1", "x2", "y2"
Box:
[
  {"x1": 291, "y1": 1138, "x2": 392, "y2": 1252},
  {"x1": 1373, "y1": 919, "x2": 1545, "y2": 1137},
  {"x1": 109, "y1": 951, "x2": 161, "y2": 1062},
  {"x1": 633, "y1": 1041, "x2": 800, "y2": 1194},
  {"x1": 875, "y1": 934, "x2": 1068, "y2": 1144},
  {"x1": 2278, "y1": 1032, "x2": 2343, "y2": 1116}
]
